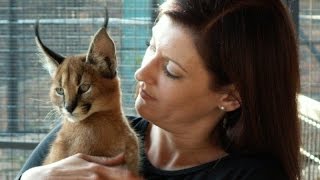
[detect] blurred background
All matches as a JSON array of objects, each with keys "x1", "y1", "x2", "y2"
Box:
[{"x1": 0, "y1": 0, "x2": 319, "y2": 179}]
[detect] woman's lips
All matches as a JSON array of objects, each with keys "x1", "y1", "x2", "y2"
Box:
[{"x1": 140, "y1": 89, "x2": 157, "y2": 101}]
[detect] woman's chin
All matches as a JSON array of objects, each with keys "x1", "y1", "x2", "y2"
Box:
[{"x1": 135, "y1": 100, "x2": 150, "y2": 117}]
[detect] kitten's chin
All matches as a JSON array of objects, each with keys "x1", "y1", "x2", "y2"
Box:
[
  {"x1": 65, "y1": 114, "x2": 87, "y2": 123},
  {"x1": 62, "y1": 109, "x2": 89, "y2": 123},
  {"x1": 66, "y1": 117, "x2": 77, "y2": 123}
]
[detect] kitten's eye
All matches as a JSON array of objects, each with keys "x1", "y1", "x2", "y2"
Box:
[
  {"x1": 79, "y1": 84, "x2": 91, "y2": 93},
  {"x1": 55, "y1": 87, "x2": 64, "y2": 95}
]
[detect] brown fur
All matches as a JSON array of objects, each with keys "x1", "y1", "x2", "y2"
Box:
[{"x1": 35, "y1": 18, "x2": 140, "y2": 174}]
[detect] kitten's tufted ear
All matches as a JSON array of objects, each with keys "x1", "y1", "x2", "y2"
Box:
[
  {"x1": 86, "y1": 26, "x2": 117, "y2": 79},
  {"x1": 34, "y1": 20, "x2": 65, "y2": 77}
]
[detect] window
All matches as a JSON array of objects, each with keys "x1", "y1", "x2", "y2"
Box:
[{"x1": 299, "y1": 0, "x2": 320, "y2": 179}]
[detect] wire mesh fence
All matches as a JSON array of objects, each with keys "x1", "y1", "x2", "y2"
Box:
[
  {"x1": 0, "y1": 0, "x2": 158, "y2": 179},
  {"x1": 0, "y1": 0, "x2": 320, "y2": 180}
]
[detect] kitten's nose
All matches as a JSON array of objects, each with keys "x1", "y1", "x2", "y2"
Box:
[{"x1": 65, "y1": 101, "x2": 77, "y2": 113}]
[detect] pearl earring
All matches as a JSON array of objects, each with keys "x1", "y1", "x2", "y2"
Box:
[{"x1": 219, "y1": 106, "x2": 225, "y2": 111}]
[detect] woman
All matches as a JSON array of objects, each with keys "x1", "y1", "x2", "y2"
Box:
[{"x1": 17, "y1": 0, "x2": 300, "y2": 179}]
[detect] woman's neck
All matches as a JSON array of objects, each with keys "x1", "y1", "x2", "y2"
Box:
[{"x1": 145, "y1": 123, "x2": 227, "y2": 170}]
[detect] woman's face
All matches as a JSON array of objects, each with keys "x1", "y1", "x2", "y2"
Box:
[{"x1": 135, "y1": 16, "x2": 223, "y2": 131}]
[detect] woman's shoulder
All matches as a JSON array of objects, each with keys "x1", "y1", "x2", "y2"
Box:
[
  {"x1": 221, "y1": 152, "x2": 281, "y2": 167},
  {"x1": 210, "y1": 152, "x2": 288, "y2": 180}
]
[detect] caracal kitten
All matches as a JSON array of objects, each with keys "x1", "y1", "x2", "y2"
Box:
[{"x1": 34, "y1": 12, "x2": 140, "y2": 174}]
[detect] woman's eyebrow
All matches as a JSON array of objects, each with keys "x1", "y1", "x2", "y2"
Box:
[{"x1": 163, "y1": 56, "x2": 188, "y2": 73}]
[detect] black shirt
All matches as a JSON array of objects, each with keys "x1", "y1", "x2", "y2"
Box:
[
  {"x1": 130, "y1": 116, "x2": 287, "y2": 180},
  {"x1": 16, "y1": 116, "x2": 287, "y2": 180}
]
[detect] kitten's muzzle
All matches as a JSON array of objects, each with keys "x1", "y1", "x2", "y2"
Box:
[{"x1": 65, "y1": 100, "x2": 77, "y2": 113}]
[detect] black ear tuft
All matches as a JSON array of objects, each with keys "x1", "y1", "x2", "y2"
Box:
[
  {"x1": 34, "y1": 20, "x2": 65, "y2": 64},
  {"x1": 35, "y1": 20, "x2": 65, "y2": 76},
  {"x1": 103, "y1": 8, "x2": 109, "y2": 29}
]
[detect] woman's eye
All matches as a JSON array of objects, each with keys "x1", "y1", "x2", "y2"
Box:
[
  {"x1": 145, "y1": 40, "x2": 156, "y2": 52},
  {"x1": 145, "y1": 40, "x2": 150, "y2": 47},
  {"x1": 79, "y1": 84, "x2": 91, "y2": 93},
  {"x1": 163, "y1": 64, "x2": 181, "y2": 80},
  {"x1": 55, "y1": 87, "x2": 64, "y2": 95}
]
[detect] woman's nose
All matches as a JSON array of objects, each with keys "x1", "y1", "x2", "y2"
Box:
[{"x1": 134, "y1": 58, "x2": 157, "y2": 84}]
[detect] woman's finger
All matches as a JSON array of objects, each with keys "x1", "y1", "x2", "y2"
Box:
[{"x1": 75, "y1": 153, "x2": 125, "y2": 166}]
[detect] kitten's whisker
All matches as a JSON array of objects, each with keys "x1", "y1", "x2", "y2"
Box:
[
  {"x1": 29, "y1": 98, "x2": 51, "y2": 104},
  {"x1": 52, "y1": 109, "x2": 62, "y2": 125},
  {"x1": 43, "y1": 109, "x2": 62, "y2": 129},
  {"x1": 43, "y1": 109, "x2": 58, "y2": 121},
  {"x1": 51, "y1": 111, "x2": 63, "y2": 128},
  {"x1": 43, "y1": 109, "x2": 54, "y2": 120}
]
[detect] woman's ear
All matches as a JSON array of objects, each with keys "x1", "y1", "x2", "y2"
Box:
[{"x1": 218, "y1": 85, "x2": 241, "y2": 112}]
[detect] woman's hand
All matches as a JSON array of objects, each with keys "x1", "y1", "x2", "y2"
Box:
[{"x1": 21, "y1": 153, "x2": 142, "y2": 180}]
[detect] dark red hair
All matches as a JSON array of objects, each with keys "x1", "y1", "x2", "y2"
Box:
[{"x1": 159, "y1": 0, "x2": 301, "y2": 179}]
